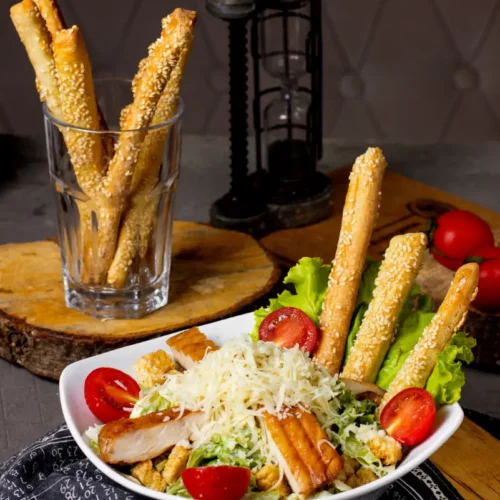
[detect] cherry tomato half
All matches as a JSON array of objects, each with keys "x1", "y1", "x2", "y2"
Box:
[
  {"x1": 469, "y1": 246, "x2": 500, "y2": 313},
  {"x1": 182, "y1": 466, "x2": 251, "y2": 500},
  {"x1": 84, "y1": 367, "x2": 140, "y2": 423},
  {"x1": 431, "y1": 210, "x2": 494, "y2": 270},
  {"x1": 380, "y1": 388, "x2": 436, "y2": 446},
  {"x1": 259, "y1": 307, "x2": 318, "y2": 354}
]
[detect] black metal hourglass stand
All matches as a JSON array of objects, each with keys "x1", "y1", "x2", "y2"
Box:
[
  {"x1": 207, "y1": 2, "x2": 268, "y2": 236},
  {"x1": 206, "y1": 0, "x2": 332, "y2": 236}
]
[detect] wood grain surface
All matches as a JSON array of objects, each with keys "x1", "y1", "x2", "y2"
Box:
[
  {"x1": 432, "y1": 418, "x2": 500, "y2": 499},
  {"x1": 261, "y1": 167, "x2": 500, "y2": 371},
  {"x1": 0, "y1": 221, "x2": 279, "y2": 379}
]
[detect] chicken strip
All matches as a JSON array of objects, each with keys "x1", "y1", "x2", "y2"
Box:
[
  {"x1": 166, "y1": 327, "x2": 219, "y2": 369},
  {"x1": 99, "y1": 408, "x2": 206, "y2": 465},
  {"x1": 261, "y1": 407, "x2": 343, "y2": 497}
]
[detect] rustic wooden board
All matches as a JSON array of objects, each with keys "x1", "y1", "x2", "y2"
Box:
[
  {"x1": 0, "y1": 221, "x2": 280, "y2": 380},
  {"x1": 260, "y1": 168, "x2": 500, "y2": 370},
  {"x1": 432, "y1": 417, "x2": 500, "y2": 499}
]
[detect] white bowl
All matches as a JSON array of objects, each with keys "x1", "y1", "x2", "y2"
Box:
[{"x1": 60, "y1": 312, "x2": 464, "y2": 500}]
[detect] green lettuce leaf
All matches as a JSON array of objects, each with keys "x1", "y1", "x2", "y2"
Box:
[
  {"x1": 250, "y1": 257, "x2": 331, "y2": 341},
  {"x1": 376, "y1": 311, "x2": 435, "y2": 390},
  {"x1": 130, "y1": 390, "x2": 171, "y2": 418},
  {"x1": 344, "y1": 303, "x2": 368, "y2": 362},
  {"x1": 328, "y1": 390, "x2": 389, "y2": 477},
  {"x1": 426, "y1": 331, "x2": 476, "y2": 405},
  {"x1": 355, "y1": 259, "x2": 380, "y2": 307}
]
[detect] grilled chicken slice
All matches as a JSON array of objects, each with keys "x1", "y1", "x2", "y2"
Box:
[
  {"x1": 99, "y1": 408, "x2": 206, "y2": 465},
  {"x1": 261, "y1": 407, "x2": 343, "y2": 497},
  {"x1": 166, "y1": 327, "x2": 219, "y2": 369}
]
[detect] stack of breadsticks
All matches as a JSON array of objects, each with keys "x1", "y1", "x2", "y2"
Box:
[
  {"x1": 11, "y1": 0, "x2": 196, "y2": 287},
  {"x1": 313, "y1": 147, "x2": 478, "y2": 412}
]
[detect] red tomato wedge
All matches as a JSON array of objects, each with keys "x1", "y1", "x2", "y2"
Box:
[
  {"x1": 84, "y1": 367, "x2": 140, "y2": 423},
  {"x1": 182, "y1": 466, "x2": 251, "y2": 500},
  {"x1": 380, "y1": 388, "x2": 436, "y2": 446},
  {"x1": 259, "y1": 306, "x2": 318, "y2": 354}
]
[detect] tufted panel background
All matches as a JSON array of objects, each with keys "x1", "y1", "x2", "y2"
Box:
[{"x1": 2, "y1": 0, "x2": 500, "y2": 142}]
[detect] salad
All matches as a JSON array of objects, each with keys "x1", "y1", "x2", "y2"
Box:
[{"x1": 82, "y1": 148, "x2": 478, "y2": 500}]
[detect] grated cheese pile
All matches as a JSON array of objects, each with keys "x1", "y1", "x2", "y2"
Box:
[{"x1": 149, "y1": 337, "x2": 344, "y2": 459}]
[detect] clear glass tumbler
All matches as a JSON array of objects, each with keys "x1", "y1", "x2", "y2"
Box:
[{"x1": 44, "y1": 78, "x2": 183, "y2": 319}]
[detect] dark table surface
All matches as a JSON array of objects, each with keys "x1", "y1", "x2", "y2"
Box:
[{"x1": 0, "y1": 136, "x2": 499, "y2": 461}]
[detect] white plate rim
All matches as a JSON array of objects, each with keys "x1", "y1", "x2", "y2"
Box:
[{"x1": 60, "y1": 312, "x2": 464, "y2": 500}]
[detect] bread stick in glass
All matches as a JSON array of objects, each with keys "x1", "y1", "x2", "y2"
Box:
[
  {"x1": 105, "y1": 8, "x2": 196, "y2": 203},
  {"x1": 107, "y1": 31, "x2": 194, "y2": 287},
  {"x1": 341, "y1": 233, "x2": 427, "y2": 383},
  {"x1": 10, "y1": 0, "x2": 62, "y2": 118},
  {"x1": 313, "y1": 147, "x2": 387, "y2": 375},
  {"x1": 33, "y1": 0, "x2": 63, "y2": 38},
  {"x1": 52, "y1": 26, "x2": 105, "y2": 187},
  {"x1": 378, "y1": 262, "x2": 479, "y2": 413}
]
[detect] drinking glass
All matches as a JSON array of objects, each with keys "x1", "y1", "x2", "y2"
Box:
[{"x1": 44, "y1": 78, "x2": 183, "y2": 319}]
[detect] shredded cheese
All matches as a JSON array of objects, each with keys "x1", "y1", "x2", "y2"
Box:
[{"x1": 153, "y1": 338, "x2": 343, "y2": 459}]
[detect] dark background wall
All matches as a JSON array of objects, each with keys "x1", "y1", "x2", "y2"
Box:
[{"x1": 3, "y1": 0, "x2": 500, "y2": 143}]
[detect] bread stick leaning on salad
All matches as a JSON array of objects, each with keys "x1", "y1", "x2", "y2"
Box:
[
  {"x1": 378, "y1": 262, "x2": 478, "y2": 413},
  {"x1": 314, "y1": 147, "x2": 386, "y2": 374},
  {"x1": 341, "y1": 232, "x2": 427, "y2": 383}
]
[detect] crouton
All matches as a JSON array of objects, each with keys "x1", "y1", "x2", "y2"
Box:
[
  {"x1": 336, "y1": 456, "x2": 360, "y2": 483},
  {"x1": 134, "y1": 350, "x2": 176, "y2": 388},
  {"x1": 369, "y1": 435, "x2": 403, "y2": 466},
  {"x1": 346, "y1": 467, "x2": 378, "y2": 488},
  {"x1": 130, "y1": 460, "x2": 167, "y2": 492},
  {"x1": 255, "y1": 464, "x2": 291, "y2": 499},
  {"x1": 162, "y1": 444, "x2": 190, "y2": 486}
]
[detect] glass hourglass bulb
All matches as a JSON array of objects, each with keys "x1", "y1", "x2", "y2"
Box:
[{"x1": 264, "y1": 83, "x2": 313, "y2": 185}]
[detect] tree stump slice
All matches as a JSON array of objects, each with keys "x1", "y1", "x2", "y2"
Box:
[
  {"x1": 260, "y1": 168, "x2": 500, "y2": 372},
  {"x1": 0, "y1": 221, "x2": 280, "y2": 380}
]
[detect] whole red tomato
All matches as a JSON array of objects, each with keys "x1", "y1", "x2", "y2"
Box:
[
  {"x1": 431, "y1": 210, "x2": 494, "y2": 270},
  {"x1": 468, "y1": 246, "x2": 500, "y2": 313}
]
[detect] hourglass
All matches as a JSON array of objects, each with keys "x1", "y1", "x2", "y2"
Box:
[
  {"x1": 206, "y1": 0, "x2": 331, "y2": 234},
  {"x1": 253, "y1": 0, "x2": 332, "y2": 226}
]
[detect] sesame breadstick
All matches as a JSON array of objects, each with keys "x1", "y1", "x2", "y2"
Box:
[
  {"x1": 95, "y1": 10, "x2": 195, "y2": 283},
  {"x1": 33, "y1": 0, "x2": 63, "y2": 39},
  {"x1": 378, "y1": 262, "x2": 479, "y2": 413},
  {"x1": 32, "y1": 0, "x2": 114, "y2": 170},
  {"x1": 107, "y1": 35, "x2": 194, "y2": 287},
  {"x1": 10, "y1": 0, "x2": 62, "y2": 118},
  {"x1": 105, "y1": 8, "x2": 197, "y2": 203},
  {"x1": 130, "y1": 33, "x2": 193, "y2": 194},
  {"x1": 313, "y1": 147, "x2": 387, "y2": 375},
  {"x1": 52, "y1": 26, "x2": 105, "y2": 188},
  {"x1": 11, "y1": 2, "x2": 98, "y2": 282},
  {"x1": 341, "y1": 233, "x2": 427, "y2": 383}
]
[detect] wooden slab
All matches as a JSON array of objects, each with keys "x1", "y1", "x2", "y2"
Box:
[
  {"x1": 260, "y1": 168, "x2": 500, "y2": 371},
  {"x1": 0, "y1": 221, "x2": 279, "y2": 380},
  {"x1": 432, "y1": 417, "x2": 500, "y2": 499}
]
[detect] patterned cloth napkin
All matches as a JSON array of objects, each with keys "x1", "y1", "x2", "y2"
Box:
[{"x1": 0, "y1": 425, "x2": 462, "y2": 500}]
